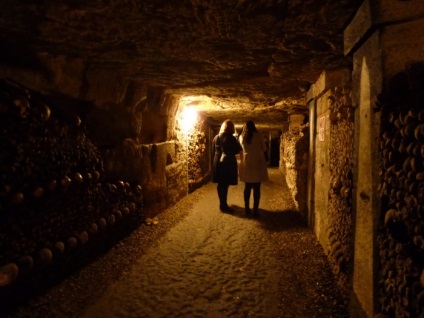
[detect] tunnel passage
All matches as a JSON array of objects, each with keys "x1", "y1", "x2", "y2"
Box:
[
  {"x1": 1, "y1": 2, "x2": 424, "y2": 317},
  {"x1": 0, "y1": 76, "x2": 306, "y2": 311}
]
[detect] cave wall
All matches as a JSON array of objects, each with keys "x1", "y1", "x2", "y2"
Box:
[
  {"x1": 186, "y1": 116, "x2": 211, "y2": 193},
  {"x1": 0, "y1": 54, "x2": 193, "y2": 218},
  {"x1": 0, "y1": 53, "x2": 209, "y2": 297},
  {"x1": 103, "y1": 139, "x2": 187, "y2": 218},
  {"x1": 302, "y1": 68, "x2": 356, "y2": 306},
  {"x1": 307, "y1": 69, "x2": 352, "y2": 258},
  {"x1": 313, "y1": 88, "x2": 331, "y2": 249},
  {"x1": 94, "y1": 89, "x2": 192, "y2": 217},
  {"x1": 326, "y1": 86, "x2": 355, "y2": 297},
  {"x1": 0, "y1": 79, "x2": 144, "y2": 304},
  {"x1": 345, "y1": 0, "x2": 424, "y2": 316},
  {"x1": 376, "y1": 65, "x2": 424, "y2": 318}
]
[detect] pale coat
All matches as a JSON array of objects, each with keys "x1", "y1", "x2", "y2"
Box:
[{"x1": 239, "y1": 131, "x2": 269, "y2": 183}]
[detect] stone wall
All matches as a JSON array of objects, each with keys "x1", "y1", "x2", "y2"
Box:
[
  {"x1": 83, "y1": 83, "x2": 189, "y2": 218},
  {"x1": 279, "y1": 124, "x2": 309, "y2": 218},
  {"x1": 0, "y1": 52, "x2": 191, "y2": 219},
  {"x1": 0, "y1": 67, "x2": 208, "y2": 302},
  {"x1": 102, "y1": 139, "x2": 187, "y2": 218},
  {"x1": 375, "y1": 64, "x2": 424, "y2": 318},
  {"x1": 308, "y1": 69, "x2": 351, "y2": 255},
  {"x1": 326, "y1": 86, "x2": 354, "y2": 295},
  {"x1": 0, "y1": 79, "x2": 144, "y2": 297},
  {"x1": 345, "y1": 2, "x2": 424, "y2": 316},
  {"x1": 307, "y1": 69, "x2": 353, "y2": 299},
  {"x1": 187, "y1": 116, "x2": 211, "y2": 193},
  {"x1": 313, "y1": 89, "x2": 331, "y2": 249}
]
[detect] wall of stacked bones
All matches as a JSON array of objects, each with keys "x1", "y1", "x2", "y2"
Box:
[
  {"x1": 0, "y1": 79, "x2": 144, "y2": 302},
  {"x1": 326, "y1": 86, "x2": 354, "y2": 296},
  {"x1": 187, "y1": 116, "x2": 210, "y2": 193},
  {"x1": 376, "y1": 64, "x2": 424, "y2": 317},
  {"x1": 279, "y1": 124, "x2": 309, "y2": 218}
]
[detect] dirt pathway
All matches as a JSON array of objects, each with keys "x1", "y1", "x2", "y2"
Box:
[
  {"x1": 8, "y1": 168, "x2": 348, "y2": 318},
  {"x1": 81, "y1": 169, "x2": 348, "y2": 318}
]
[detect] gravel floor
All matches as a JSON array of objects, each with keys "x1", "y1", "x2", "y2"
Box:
[{"x1": 5, "y1": 168, "x2": 348, "y2": 318}]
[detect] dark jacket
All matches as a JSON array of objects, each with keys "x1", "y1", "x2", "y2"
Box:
[{"x1": 212, "y1": 132, "x2": 242, "y2": 185}]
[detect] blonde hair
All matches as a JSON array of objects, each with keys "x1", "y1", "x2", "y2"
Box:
[{"x1": 219, "y1": 119, "x2": 235, "y2": 134}]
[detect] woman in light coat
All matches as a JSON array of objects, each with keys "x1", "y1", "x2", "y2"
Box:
[{"x1": 239, "y1": 120, "x2": 269, "y2": 216}]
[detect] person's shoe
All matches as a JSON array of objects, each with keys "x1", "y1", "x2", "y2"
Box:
[
  {"x1": 252, "y1": 208, "x2": 259, "y2": 217},
  {"x1": 245, "y1": 207, "x2": 252, "y2": 215},
  {"x1": 220, "y1": 205, "x2": 233, "y2": 213}
]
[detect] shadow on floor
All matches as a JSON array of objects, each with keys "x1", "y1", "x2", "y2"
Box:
[{"x1": 227, "y1": 205, "x2": 307, "y2": 231}]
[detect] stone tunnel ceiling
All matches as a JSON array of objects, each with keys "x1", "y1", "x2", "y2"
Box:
[{"x1": 0, "y1": 0, "x2": 361, "y2": 129}]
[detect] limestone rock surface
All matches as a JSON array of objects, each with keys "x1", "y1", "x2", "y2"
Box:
[{"x1": 0, "y1": 0, "x2": 360, "y2": 128}]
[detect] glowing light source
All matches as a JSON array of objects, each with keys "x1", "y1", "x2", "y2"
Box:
[{"x1": 181, "y1": 107, "x2": 198, "y2": 133}]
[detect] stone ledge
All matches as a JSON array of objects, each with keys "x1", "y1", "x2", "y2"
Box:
[
  {"x1": 307, "y1": 69, "x2": 351, "y2": 100},
  {"x1": 344, "y1": 0, "x2": 373, "y2": 56},
  {"x1": 344, "y1": 0, "x2": 424, "y2": 56}
]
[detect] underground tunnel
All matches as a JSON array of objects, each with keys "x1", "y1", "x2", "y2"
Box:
[{"x1": 1, "y1": 0, "x2": 424, "y2": 317}]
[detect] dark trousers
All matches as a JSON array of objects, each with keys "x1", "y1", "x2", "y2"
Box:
[
  {"x1": 244, "y1": 182, "x2": 261, "y2": 211},
  {"x1": 217, "y1": 183, "x2": 230, "y2": 208}
]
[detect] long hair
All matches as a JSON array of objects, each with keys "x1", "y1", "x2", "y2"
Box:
[
  {"x1": 219, "y1": 119, "x2": 235, "y2": 134},
  {"x1": 241, "y1": 120, "x2": 257, "y2": 144}
]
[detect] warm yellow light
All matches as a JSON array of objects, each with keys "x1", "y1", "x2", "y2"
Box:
[{"x1": 181, "y1": 107, "x2": 198, "y2": 132}]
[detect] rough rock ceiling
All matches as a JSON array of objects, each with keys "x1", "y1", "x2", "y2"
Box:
[{"x1": 0, "y1": 0, "x2": 361, "y2": 129}]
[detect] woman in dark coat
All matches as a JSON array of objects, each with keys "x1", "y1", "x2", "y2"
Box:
[{"x1": 212, "y1": 119, "x2": 242, "y2": 213}]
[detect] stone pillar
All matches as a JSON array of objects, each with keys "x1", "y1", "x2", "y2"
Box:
[
  {"x1": 308, "y1": 69, "x2": 351, "y2": 251},
  {"x1": 344, "y1": 1, "x2": 424, "y2": 316},
  {"x1": 306, "y1": 94, "x2": 316, "y2": 228},
  {"x1": 288, "y1": 114, "x2": 305, "y2": 130}
]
